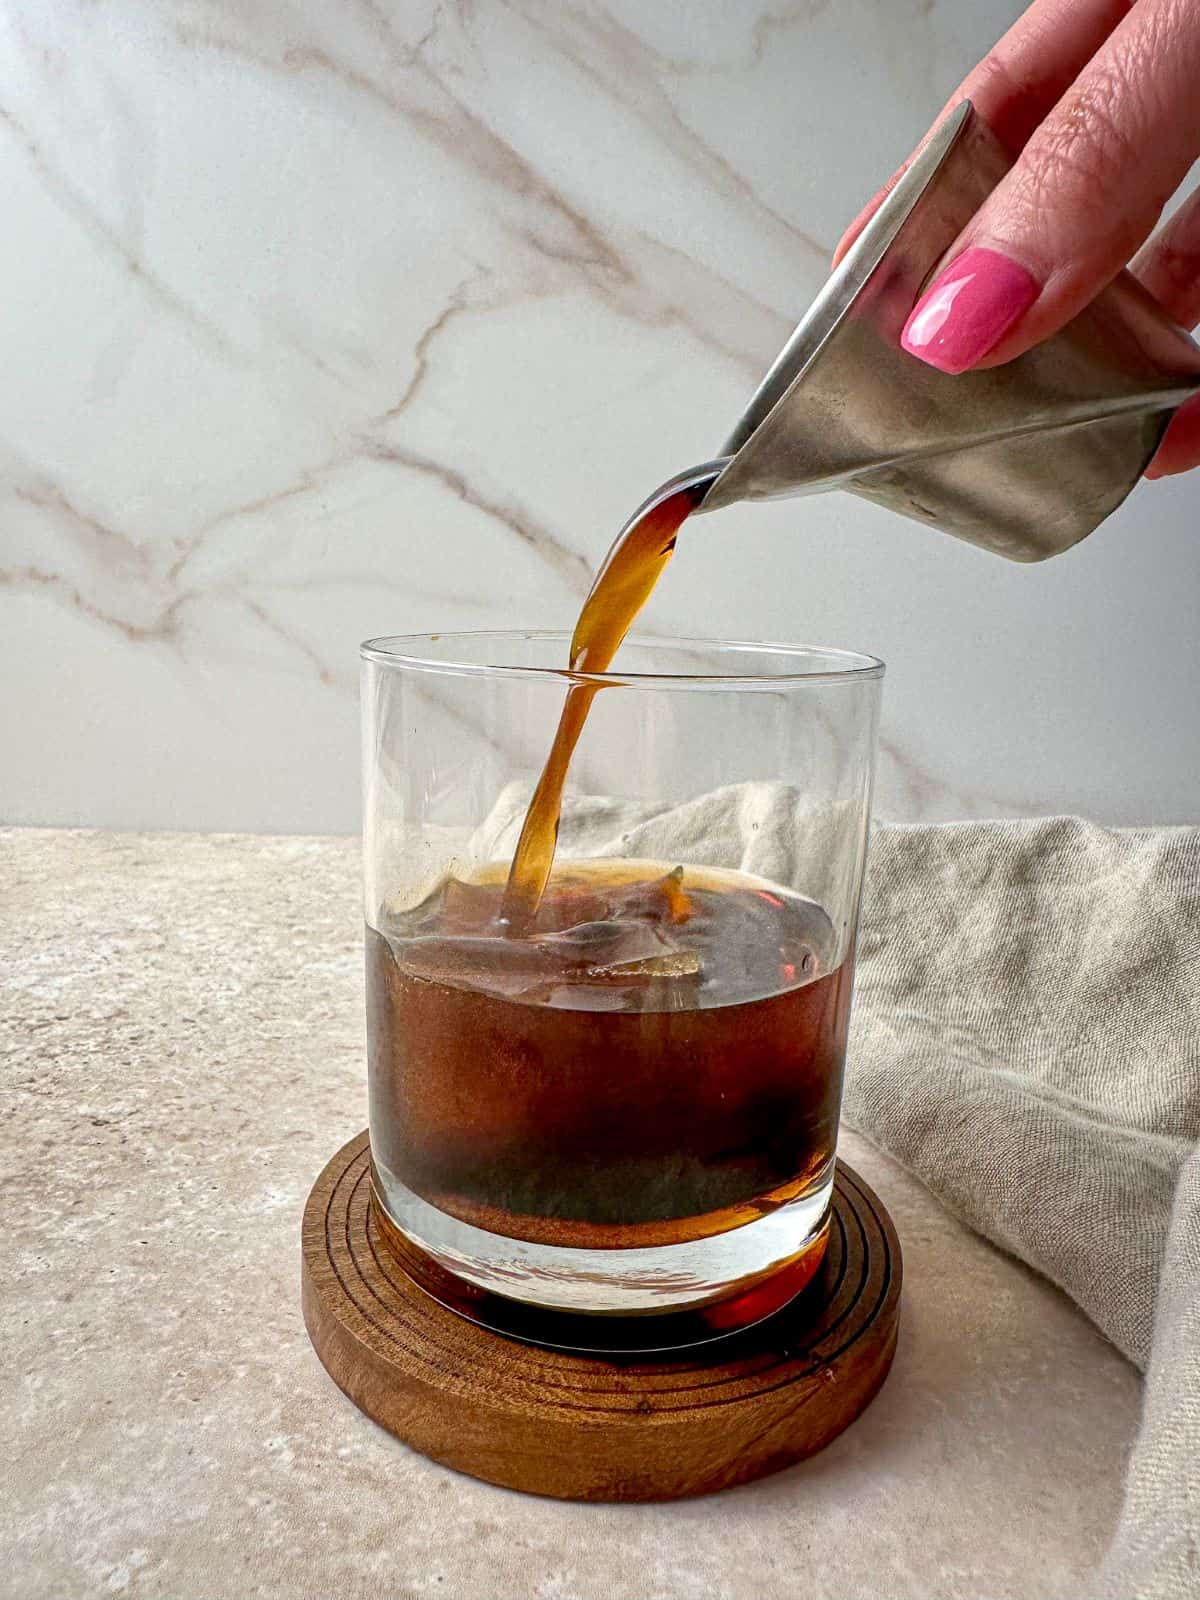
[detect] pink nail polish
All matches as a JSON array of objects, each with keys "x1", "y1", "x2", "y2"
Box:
[{"x1": 901, "y1": 247, "x2": 1040, "y2": 374}]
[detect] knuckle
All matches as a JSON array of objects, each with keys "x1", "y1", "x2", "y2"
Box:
[
  {"x1": 1148, "y1": 206, "x2": 1200, "y2": 304},
  {"x1": 964, "y1": 49, "x2": 1017, "y2": 108},
  {"x1": 1031, "y1": 80, "x2": 1133, "y2": 192},
  {"x1": 1004, "y1": 63, "x2": 1162, "y2": 248},
  {"x1": 1158, "y1": 245, "x2": 1197, "y2": 286}
]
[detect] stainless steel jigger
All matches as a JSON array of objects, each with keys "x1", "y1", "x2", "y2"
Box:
[{"x1": 696, "y1": 101, "x2": 1200, "y2": 560}]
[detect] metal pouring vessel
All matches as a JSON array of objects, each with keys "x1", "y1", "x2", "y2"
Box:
[{"x1": 695, "y1": 101, "x2": 1200, "y2": 560}]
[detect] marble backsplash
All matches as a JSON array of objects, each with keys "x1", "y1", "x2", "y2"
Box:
[{"x1": 3, "y1": 1, "x2": 1198, "y2": 833}]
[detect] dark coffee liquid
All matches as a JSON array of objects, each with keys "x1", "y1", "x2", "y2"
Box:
[
  {"x1": 501, "y1": 477, "x2": 710, "y2": 926},
  {"x1": 369, "y1": 860, "x2": 852, "y2": 1249}
]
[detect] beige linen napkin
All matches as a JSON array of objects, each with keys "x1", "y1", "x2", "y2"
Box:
[{"x1": 475, "y1": 789, "x2": 1199, "y2": 1598}]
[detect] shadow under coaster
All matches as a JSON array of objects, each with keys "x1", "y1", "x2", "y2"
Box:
[{"x1": 301, "y1": 1131, "x2": 901, "y2": 1502}]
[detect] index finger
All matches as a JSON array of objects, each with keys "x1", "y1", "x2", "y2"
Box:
[
  {"x1": 833, "y1": 0, "x2": 1133, "y2": 265},
  {"x1": 935, "y1": 0, "x2": 1200, "y2": 367}
]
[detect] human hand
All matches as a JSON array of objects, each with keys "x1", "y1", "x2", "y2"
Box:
[{"x1": 836, "y1": 0, "x2": 1200, "y2": 478}]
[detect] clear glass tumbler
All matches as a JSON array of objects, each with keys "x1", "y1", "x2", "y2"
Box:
[{"x1": 362, "y1": 632, "x2": 882, "y2": 1348}]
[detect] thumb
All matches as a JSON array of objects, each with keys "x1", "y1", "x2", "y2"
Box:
[{"x1": 902, "y1": 0, "x2": 1200, "y2": 375}]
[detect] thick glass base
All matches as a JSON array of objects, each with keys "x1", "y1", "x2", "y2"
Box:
[{"x1": 370, "y1": 1157, "x2": 833, "y2": 1352}]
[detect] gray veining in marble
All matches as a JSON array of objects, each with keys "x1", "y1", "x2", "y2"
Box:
[
  {"x1": 4, "y1": 828, "x2": 1140, "y2": 1598},
  {"x1": 1, "y1": 1, "x2": 1197, "y2": 835}
]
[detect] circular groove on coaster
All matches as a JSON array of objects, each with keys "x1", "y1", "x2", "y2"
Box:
[{"x1": 302, "y1": 1132, "x2": 901, "y2": 1501}]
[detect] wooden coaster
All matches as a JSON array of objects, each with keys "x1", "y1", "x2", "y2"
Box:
[{"x1": 302, "y1": 1131, "x2": 901, "y2": 1502}]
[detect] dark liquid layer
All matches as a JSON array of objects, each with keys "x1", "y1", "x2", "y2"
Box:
[{"x1": 368, "y1": 861, "x2": 852, "y2": 1248}]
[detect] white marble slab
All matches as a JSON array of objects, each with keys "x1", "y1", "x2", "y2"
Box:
[{"x1": 1, "y1": 1, "x2": 1197, "y2": 831}]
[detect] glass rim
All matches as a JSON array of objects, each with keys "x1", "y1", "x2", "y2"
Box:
[{"x1": 360, "y1": 630, "x2": 884, "y2": 690}]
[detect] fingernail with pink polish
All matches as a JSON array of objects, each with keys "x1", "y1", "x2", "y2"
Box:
[{"x1": 901, "y1": 247, "x2": 1040, "y2": 374}]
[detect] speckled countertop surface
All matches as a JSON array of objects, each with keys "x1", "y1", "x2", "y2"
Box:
[{"x1": 4, "y1": 828, "x2": 1140, "y2": 1600}]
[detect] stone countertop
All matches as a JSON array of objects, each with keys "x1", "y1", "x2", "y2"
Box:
[{"x1": 4, "y1": 829, "x2": 1140, "y2": 1600}]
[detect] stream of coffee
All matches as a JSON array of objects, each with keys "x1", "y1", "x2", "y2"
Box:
[{"x1": 499, "y1": 466, "x2": 718, "y2": 927}]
